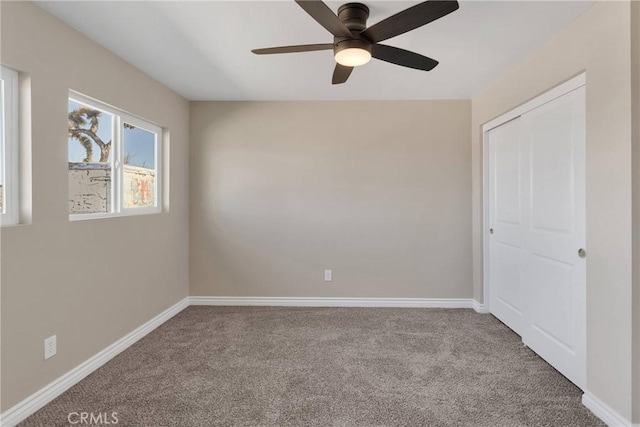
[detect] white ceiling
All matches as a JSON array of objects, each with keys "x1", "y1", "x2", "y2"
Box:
[{"x1": 36, "y1": 1, "x2": 595, "y2": 101}]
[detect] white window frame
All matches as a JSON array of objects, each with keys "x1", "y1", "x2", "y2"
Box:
[
  {"x1": 69, "y1": 91, "x2": 162, "y2": 220},
  {"x1": 1, "y1": 66, "x2": 19, "y2": 226}
]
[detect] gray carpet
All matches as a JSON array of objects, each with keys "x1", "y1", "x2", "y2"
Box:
[{"x1": 21, "y1": 307, "x2": 603, "y2": 426}]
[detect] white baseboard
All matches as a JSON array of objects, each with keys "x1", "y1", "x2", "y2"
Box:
[
  {"x1": 189, "y1": 296, "x2": 474, "y2": 308},
  {"x1": 472, "y1": 299, "x2": 489, "y2": 313},
  {"x1": 582, "y1": 391, "x2": 633, "y2": 427},
  {"x1": 0, "y1": 297, "x2": 189, "y2": 427}
]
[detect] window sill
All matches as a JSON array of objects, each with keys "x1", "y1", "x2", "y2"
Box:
[{"x1": 69, "y1": 208, "x2": 163, "y2": 222}]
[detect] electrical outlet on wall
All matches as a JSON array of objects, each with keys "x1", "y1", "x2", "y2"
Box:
[
  {"x1": 324, "y1": 270, "x2": 332, "y2": 282},
  {"x1": 44, "y1": 335, "x2": 57, "y2": 360}
]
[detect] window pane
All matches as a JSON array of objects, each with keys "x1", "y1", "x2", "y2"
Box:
[
  {"x1": 123, "y1": 123, "x2": 156, "y2": 208},
  {"x1": 68, "y1": 99, "x2": 114, "y2": 214}
]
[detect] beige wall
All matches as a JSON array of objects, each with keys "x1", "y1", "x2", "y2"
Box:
[
  {"x1": 471, "y1": 1, "x2": 634, "y2": 420},
  {"x1": 632, "y1": 1, "x2": 640, "y2": 422},
  {"x1": 0, "y1": 2, "x2": 189, "y2": 411},
  {"x1": 190, "y1": 101, "x2": 472, "y2": 299}
]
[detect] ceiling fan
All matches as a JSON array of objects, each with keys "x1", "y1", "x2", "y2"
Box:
[{"x1": 252, "y1": 0, "x2": 459, "y2": 84}]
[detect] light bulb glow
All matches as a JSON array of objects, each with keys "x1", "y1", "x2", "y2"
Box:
[{"x1": 334, "y1": 48, "x2": 372, "y2": 67}]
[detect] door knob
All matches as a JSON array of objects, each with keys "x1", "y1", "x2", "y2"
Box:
[
  {"x1": 489, "y1": 228, "x2": 494, "y2": 234},
  {"x1": 578, "y1": 248, "x2": 586, "y2": 258}
]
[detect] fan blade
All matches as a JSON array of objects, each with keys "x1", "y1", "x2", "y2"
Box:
[
  {"x1": 332, "y1": 64, "x2": 353, "y2": 84},
  {"x1": 252, "y1": 44, "x2": 334, "y2": 55},
  {"x1": 372, "y1": 44, "x2": 439, "y2": 71},
  {"x1": 361, "y1": 1, "x2": 459, "y2": 43},
  {"x1": 295, "y1": 0, "x2": 352, "y2": 38}
]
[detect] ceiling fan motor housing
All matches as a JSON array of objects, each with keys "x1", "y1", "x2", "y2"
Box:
[
  {"x1": 337, "y1": 3, "x2": 370, "y2": 31},
  {"x1": 335, "y1": 3, "x2": 372, "y2": 56}
]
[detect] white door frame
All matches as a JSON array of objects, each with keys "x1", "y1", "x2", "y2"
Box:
[{"x1": 481, "y1": 72, "x2": 586, "y2": 312}]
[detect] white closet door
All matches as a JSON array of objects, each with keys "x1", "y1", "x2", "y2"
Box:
[
  {"x1": 521, "y1": 86, "x2": 586, "y2": 389},
  {"x1": 488, "y1": 117, "x2": 525, "y2": 335},
  {"x1": 487, "y1": 85, "x2": 586, "y2": 389}
]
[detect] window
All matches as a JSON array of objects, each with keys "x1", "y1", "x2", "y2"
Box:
[
  {"x1": 68, "y1": 92, "x2": 162, "y2": 219},
  {"x1": 1, "y1": 66, "x2": 19, "y2": 226}
]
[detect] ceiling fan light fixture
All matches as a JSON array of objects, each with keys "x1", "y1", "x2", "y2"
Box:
[
  {"x1": 334, "y1": 38, "x2": 372, "y2": 67},
  {"x1": 334, "y1": 47, "x2": 371, "y2": 67}
]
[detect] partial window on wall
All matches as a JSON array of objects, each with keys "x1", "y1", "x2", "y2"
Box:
[
  {"x1": 68, "y1": 92, "x2": 162, "y2": 219},
  {"x1": 1, "y1": 66, "x2": 19, "y2": 226}
]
